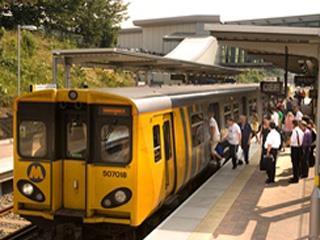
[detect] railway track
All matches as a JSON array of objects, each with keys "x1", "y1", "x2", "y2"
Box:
[{"x1": 0, "y1": 195, "x2": 37, "y2": 240}]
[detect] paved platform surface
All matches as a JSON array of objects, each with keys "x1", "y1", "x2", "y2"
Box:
[
  {"x1": 0, "y1": 139, "x2": 13, "y2": 159},
  {"x1": 211, "y1": 150, "x2": 312, "y2": 240},
  {"x1": 0, "y1": 140, "x2": 13, "y2": 175},
  {"x1": 145, "y1": 144, "x2": 314, "y2": 240}
]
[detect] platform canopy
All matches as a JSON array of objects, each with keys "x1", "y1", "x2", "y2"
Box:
[
  {"x1": 52, "y1": 48, "x2": 241, "y2": 87},
  {"x1": 205, "y1": 24, "x2": 320, "y2": 73},
  {"x1": 205, "y1": 24, "x2": 320, "y2": 239}
]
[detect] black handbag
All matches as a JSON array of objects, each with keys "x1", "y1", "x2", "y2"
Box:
[{"x1": 261, "y1": 155, "x2": 274, "y2": 171}]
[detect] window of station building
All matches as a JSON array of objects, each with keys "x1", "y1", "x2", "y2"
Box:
[
  {"x1": 163, "y1": 121, "x2": 172, "y2": 161},
  {"x1": 249, "y1": 98, "x2": 257, "y2": 115},
  {"x1": 191, "y1": 113, "x2": 204, "y2": 147},
  {"x1": 19, "y1": 121, "x2": 47, "y2": 158},
  {"x1": 233, "y1": 103, "x2": 240, "y2": 121},
  {"x1": 100, "y1": 124, "x2": 130, "y2": 164},
  {"x1": 66, "y1": 121, "x2": 87, "y2": 159},
  {"x1": 153, "y1": 125, "x2": 162, "y2": 162},
  {"x1": 224, "y1": 104, "x2": 232, "y2": 123}
]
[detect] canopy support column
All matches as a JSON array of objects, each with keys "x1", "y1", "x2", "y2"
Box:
[
  {"x1": 310, "y1": 46, "x2": 320, "y2": 240},
  {"x1": 52, "y1": 57, "x2": 58, "y2": 84},
  {"x1": 284, "y1": 46, "x2": 288, "y2": 97},
  {"x1": 64, "y1": 58, "x2": 71, "y2": 88}
]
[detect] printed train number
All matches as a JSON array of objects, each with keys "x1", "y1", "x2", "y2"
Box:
[{"x1": 103, "y1": 170, "x2": 127, "y2": 178}]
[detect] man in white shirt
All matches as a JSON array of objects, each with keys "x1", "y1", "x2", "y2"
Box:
[
  {"x1": 294, "y1": 106, "x2": 303, "y2": 121},
  {"x1": 225, "y1": 118, "x2": 241, "y2": 169},
  {"x1": 264, "y1": 122, "x2": 281, "y2": 184},
  {"x1": 209, "y1": 112, "x2": 221, "y2": 153},
  {"x1": 289, "y1": 119, "x2": 304, "y2": 183}
]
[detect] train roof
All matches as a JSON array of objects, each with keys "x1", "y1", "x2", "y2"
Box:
[{"x1": 95, "y1": 84, "x2": 259, "y2": 113}]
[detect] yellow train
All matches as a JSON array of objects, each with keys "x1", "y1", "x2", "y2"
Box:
[{"x1": 13, "y1": 84, "x2": 259, "y2": 238}]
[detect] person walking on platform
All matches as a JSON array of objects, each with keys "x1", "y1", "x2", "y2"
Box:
[
  {"x1": 239, "y1": 115, "x2": 252, "y2": 164},
  {"x1": 225, "y1": 118, "x2": 241, "y2": 170},
  {"x1": 209, "y1": 112, "x2": 221, "y2": 155},
  {"x1": 284, "y1": 111, "x2": 294, "y2": 146},
  {"x1": 289, "y1": 120, "x2": 304, "y2": 183},
  {"x1": 264, "y1": 122, "x2": 281, "y2": 184},
  {"x1": 271, "y1": 107, "x2": 279, "y2": 127},
  {"x1": 259, "y1": 117, "x2": 270, "y2": 171},
  {"x1": 250, "y1": 111, "x2": 260, "y2": 143},
  {"x1": 294, "y1": 106, "x2": 303, "y2": 121},
  {"x1": 301, "y1": 121, "x2": 312, "y2": 178}
]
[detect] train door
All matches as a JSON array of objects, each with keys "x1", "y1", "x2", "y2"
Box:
[
  {"x1": 162, "y1": 114, "x2": 175, "y2": 195},
  {"x1": 61, "y1": 111, "x2": 87, "y2": 210}
]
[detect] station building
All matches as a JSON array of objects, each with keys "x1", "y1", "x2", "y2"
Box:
[{"x1": 117, "y1": 14, "x2": 320, "y2": 64}]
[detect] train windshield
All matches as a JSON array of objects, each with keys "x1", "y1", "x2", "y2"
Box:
[
  {"x1": 100, "y1": 122, "x2": 130, "y2": 164},
  {"x1": 19, "y1": 121, "x2": 47, "y2": 158}
]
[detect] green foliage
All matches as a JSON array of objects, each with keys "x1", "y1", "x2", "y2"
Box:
[
  {"x1": 237, "y1": 69, "x2": 265, "y2": 83},
  {"x1": 236, "y1": 68, "x2": 283, "y2": 83},
  {"x1": 0, "y1": 0, "x2": 128, "y2": 47},
  {"x1": 0, "y1": 30, "x2": 135, "y2": 107}
]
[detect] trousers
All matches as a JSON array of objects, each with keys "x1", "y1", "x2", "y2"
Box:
[
  {"x1": 242, "y1": 144, "x2": 250, "y2": 164},
  {"x1": 267, "y1": 148, "x2": 278, "y2": 182},
  {"x1": 301, "y1": 147, "x2": 310, "y2": 177},
  {"x1": 291, "y1": 146, "x2": 302, "y2": 181},
  {"x1": 229, "y1": 144, "x2": 238, "y2": 167}
]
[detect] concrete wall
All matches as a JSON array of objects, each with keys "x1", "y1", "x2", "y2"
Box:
[
  {"x1": 117, "y1": 31, "x2": 143, "y2": 49},
  {"x1": 142, "y1": 23, "x2": 197, "y2": 53}
]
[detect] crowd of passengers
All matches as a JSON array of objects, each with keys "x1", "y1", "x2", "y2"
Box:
[{"x1": 209, "y1": 96, "x2": 317, "y2": 185}]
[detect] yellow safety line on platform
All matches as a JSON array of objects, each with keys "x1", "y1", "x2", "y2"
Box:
[{"x1": 187, "y1": 149, "x2": 261, "y2": 240}]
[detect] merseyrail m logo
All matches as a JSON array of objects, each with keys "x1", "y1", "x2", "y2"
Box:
[{"x1": 27, "y1": 163, "x2": 46, "y2": 183}]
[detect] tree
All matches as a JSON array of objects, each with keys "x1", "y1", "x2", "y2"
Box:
[
  {"x1": 0, "y1": 0, "x2": 45, "y2": 29},
  {"x1": 0, "y1": 0, "x2": 128, "y2": 47}
]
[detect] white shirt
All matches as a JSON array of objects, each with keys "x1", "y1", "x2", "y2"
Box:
[
  {"x1": 264, "y1": 129, "x2": 281, "y2": 149},
  {"x1": 271, "y1": 111, "x2": 279, "y2": 126},
  {"x1": 290, "y1": 126, "x2": 304, "y2": 147},
  {"x1": 209, "y1": 117, "x2": 220, "y2": 141},
  {"x1": 227, "y1": 123, "x2": 241, "y2": 145},
  {"x1": 295, "y1": 110, "x2": 303, "y2": 121}
]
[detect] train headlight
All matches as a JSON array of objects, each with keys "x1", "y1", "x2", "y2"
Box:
[
  {"x1": 17, "y1": 180, "x2": 46, "y2": 202},
  {"x1": 114, "y1": 190, "x2": 127, "y2": 203},
  {"x1": 101, "y1": 188, "x2": 132, "y2": 208},
  {"x1": 22, "y1": 183, "x2": 34, "y2": 196},
  {"x1": 103, "y1": 199, "x2": 112, "y2": 207}
]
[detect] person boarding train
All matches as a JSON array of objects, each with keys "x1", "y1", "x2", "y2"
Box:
[{"x1": 209, "y1": 111, "x2": 221, "y2": 154}]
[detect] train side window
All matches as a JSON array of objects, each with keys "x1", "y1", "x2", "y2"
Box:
[
  {"x1": 19, "y1": 121, "x2": 47, "y2": 158},
  {"x1": 100, "y1": 124, "x2": 130, "y2": 164},
  {"x1": 163, "y1": 121, "x2": 172, "y2": 161},
  {"x1": 153, "y1": 125, "x2": 162, "y2": 162},
  {"x1": 191, "y1": 113, "x2": 204, "y2": 147}
]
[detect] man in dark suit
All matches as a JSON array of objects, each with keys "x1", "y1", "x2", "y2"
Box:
[{"x1": 239, "y1": 115, "x2": 252, "y2": 164}]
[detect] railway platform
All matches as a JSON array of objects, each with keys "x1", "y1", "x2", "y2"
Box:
[
  {"x1": 0, "y1": 140, "x2": 13, "y2": 195},
  {"x1": 145, "y1": 144, "x2": 313, "y2": 240}
]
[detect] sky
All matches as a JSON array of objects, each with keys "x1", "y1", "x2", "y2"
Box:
[{"x1": 121, "y1": 0, "x2": 320, "y2": 28}]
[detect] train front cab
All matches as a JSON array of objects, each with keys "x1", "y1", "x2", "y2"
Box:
[{"x1": 13, "y1": 89, "x2": 147, "y2": 226}]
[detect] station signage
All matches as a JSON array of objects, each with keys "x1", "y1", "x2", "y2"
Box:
[
  {"x1": 294, "y1": 75, "x2": 316, "y2": 87},
  {"x1": 260, "y1": 81, "x2": 283, "y2": 95}
]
